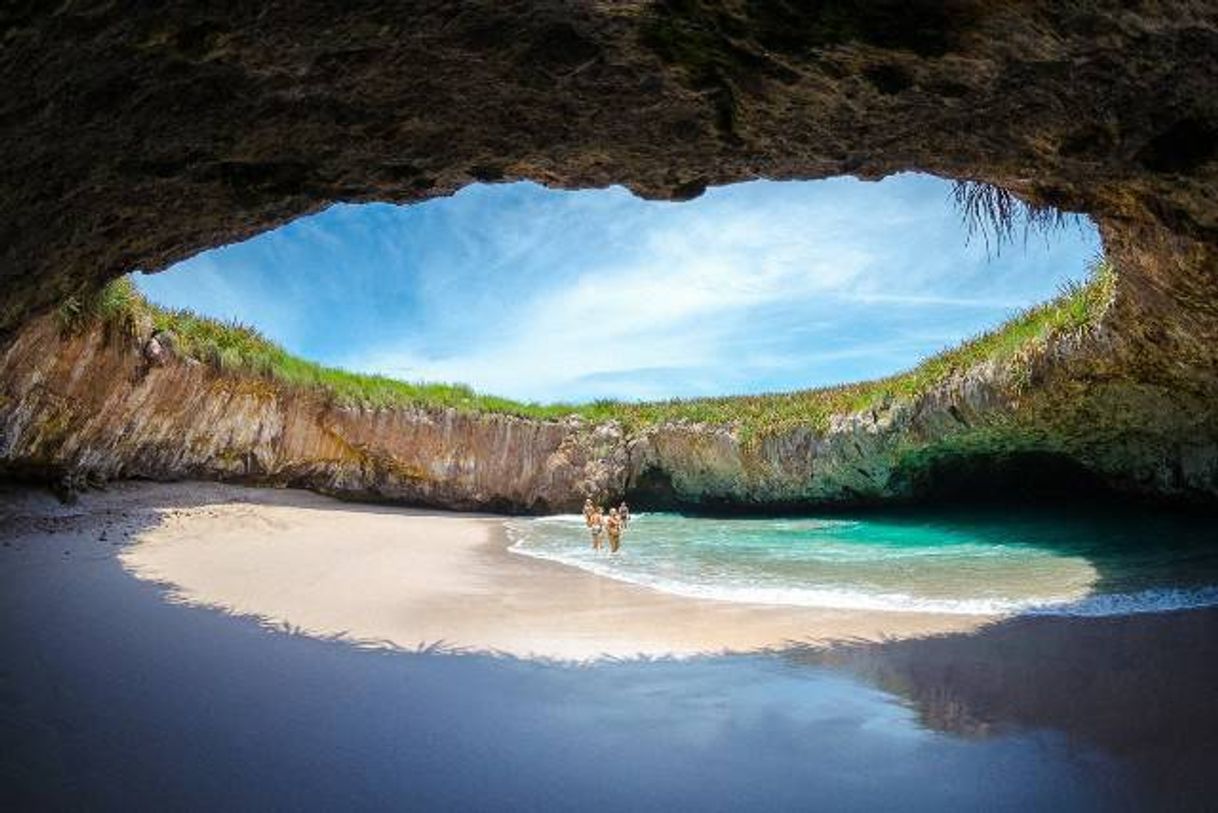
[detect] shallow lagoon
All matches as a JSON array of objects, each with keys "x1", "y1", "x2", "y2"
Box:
[{"x1": 510, "y1": 506, "x2": 1218, "y2": 616}]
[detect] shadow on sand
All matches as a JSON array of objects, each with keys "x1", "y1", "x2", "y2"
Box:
[
  {"x1": 787, "y1": 607, "x2": 1218, "y2": 805},
  {"x1": 4, "y1": 481, "x2": 1218, "y2": 809}
]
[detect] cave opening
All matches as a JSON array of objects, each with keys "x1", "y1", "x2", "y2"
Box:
[
  {"x1": 8, "y1": 167, "x2": 1157, "y2": 515},
  {"x1": 131, "y1": 172, "x2": 1100, "y2": 408}
]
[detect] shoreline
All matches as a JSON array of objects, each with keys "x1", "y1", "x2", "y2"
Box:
[
  {"x1": 5, "y1": 481, "x2": 990, "y2": 660},
  {"x1": 5, "y1": 479, "x2": 1218, "y2": 806}
]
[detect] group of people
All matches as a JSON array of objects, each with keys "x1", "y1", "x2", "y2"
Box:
[{"x1": 583, "y1": 498, "x2": 630, "y2": 553}]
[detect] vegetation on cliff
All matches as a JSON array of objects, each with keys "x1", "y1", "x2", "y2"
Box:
[{"x1": 61, "y1": 257, "x2": 1114, "y2": 437}]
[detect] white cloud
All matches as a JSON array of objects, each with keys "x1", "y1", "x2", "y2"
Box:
[{"x1": 352, "y1": 204, "x2": 885, "y2": 401}]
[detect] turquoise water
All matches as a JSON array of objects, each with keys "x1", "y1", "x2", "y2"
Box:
[{"x1": 506, "y1": 509, "x2": 1218, "y2": 616}]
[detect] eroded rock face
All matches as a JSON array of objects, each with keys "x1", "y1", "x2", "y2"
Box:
[
  {"x1": 5, "y1": 313, "x2": 1216, "y2": 511},
  {"x1": 0, "y1": 318, "x2": 622, "y2": 511},
  {"x1": 1, "y1": 3, "x2": 1216, "y2": 332}
]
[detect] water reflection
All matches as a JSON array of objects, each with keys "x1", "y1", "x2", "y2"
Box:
[
  {"x1": 4, "y1": 489, "x2": 1217, "y2": 809},
  {"x1": 793, "y1": 608, "x2": 1218, "y2": 804}
]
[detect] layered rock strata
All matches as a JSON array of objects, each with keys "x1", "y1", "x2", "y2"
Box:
[{"x1": 4, "y1": 309, "x2": 1215, "y2": 512}]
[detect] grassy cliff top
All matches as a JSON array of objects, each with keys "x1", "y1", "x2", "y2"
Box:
[{"x1": 63, "y1": 257, "x2": 1114, "y2": 437}]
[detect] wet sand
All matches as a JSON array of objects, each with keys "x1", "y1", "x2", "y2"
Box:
[
  {"x1": 111, "y1": 483, "x2": 986, "y2": 659},
  {"x1": 3, "y1": 481, "x2": 1217, "y2": 809}
]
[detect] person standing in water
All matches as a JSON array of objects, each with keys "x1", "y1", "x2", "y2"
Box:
[
  {"x1": 589, "y1": 506, "x2": 605, "y2": 551},
  {"x1": 618, "y1": 502, "x2": 631, "y2": 528},
  {"x1": 583, "y1": 498, "x2": 596, "y2": 528},
  {"x1": 605, "y1": 508, "x2": 623, "y2": 553}
]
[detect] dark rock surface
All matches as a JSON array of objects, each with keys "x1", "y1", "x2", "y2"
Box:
[{"x1": 1, "y1": 3, "x2": 1216, "y2": 326}]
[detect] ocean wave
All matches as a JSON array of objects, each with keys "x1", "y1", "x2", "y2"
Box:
[
  {"x1": 505, "y1": 520, "x2": 1218, "y2": 618},
  {"x1": 1023, "y1": 586, "x2": 1218, "y2": 617}
]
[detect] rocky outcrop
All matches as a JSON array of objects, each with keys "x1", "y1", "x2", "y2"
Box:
[
  {"x1": 0, "y1": 317, "x2": 623, "y2": 511},
  {"x1": 5, "y1": 310, "x2": 1216, "y2": 512}
]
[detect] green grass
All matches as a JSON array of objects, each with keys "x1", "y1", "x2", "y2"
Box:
[
  {"x1": 68, "y1": 257, "x2": 1115, "y2": 438},
  {"x1": 951, "y1": 180, "x2": 1086, "y2": 257}
]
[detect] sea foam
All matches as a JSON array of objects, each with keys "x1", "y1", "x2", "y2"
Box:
[{"x1": 506, "y1": 514, "x2": 1218, "y2": 618}]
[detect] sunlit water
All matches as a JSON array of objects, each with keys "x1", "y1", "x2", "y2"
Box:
[{"x1": 507, "y1": 509, "x2": 1218, "y2": 616}]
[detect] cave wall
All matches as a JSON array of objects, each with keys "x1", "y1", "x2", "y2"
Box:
[
  {"x1": 5, "y1": 310, "x2": 1216, "y2": 512},
  {"x1": 0, "y1": 317, "x2": 623, "y2": 512},
  {"x1": 2, "y1": 1, "x2": 1217, "y2": 333}
]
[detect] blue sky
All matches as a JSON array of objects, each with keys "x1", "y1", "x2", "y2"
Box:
[{"x1": 137, "y1": 173, "x2": 1100, "y2": 403}]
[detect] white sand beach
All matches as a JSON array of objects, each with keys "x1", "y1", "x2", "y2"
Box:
[{"x1": 99, "y1": 483, "x2": 990, "y2": 660}]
